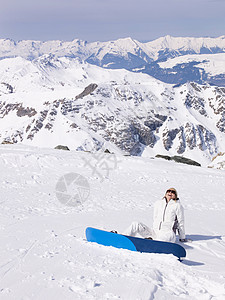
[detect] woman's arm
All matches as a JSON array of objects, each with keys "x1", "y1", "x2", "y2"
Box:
[{"x1": 176, "y1": 204, "x2": 185, "y2": 240}]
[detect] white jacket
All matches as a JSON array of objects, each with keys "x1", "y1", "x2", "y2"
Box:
[{"x1": 153, "y1": 198, "x2": 185, "y2": 242}]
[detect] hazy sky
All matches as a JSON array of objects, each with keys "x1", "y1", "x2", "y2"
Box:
[{"x1": 0, "y1": 0, "x2": 225, "y2": 42}]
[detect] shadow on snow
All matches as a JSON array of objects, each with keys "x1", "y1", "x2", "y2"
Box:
[{"x1": 186, "y1": 234, "x2": 222, "y2": 241}]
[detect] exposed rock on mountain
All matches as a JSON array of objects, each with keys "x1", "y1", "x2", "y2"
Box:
[
  {"x1": 155, "y1": 154, "x2": 201, "y2": 167},
  {"x1": 0, "y1": 82, "x2": 14, "y2": 94},
  {"x1": 55, "y1": 145, "x2": 70, "y2": 151},
  {"x1": 75, "y1": 83, "x2": 98, "y2": 100}
]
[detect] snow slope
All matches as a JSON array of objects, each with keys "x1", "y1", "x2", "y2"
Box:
[{"x1": 1, "y1": 144, "x2": 225, "y2": 299}]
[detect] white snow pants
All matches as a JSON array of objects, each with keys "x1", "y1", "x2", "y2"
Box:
[
  {"x1": 123, "y1": 221, "x2": 176, "y2": 243},
  {"x1": 123, "y1": 222, "x2": 154, "y2": 239}
]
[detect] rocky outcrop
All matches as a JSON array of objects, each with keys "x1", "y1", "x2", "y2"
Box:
[
  {"x1": 0, "y1": 102, "x2": 37, "y2": 119},
  {"x1": 1, "y1": 140, "x2": 14, "y2": 144},
  {"x1": 16, "y1": 106, "x2": 37, "y2": 117},
  {"x1": 208, "y1": 87, "x2": 225, "y2": 133},
  {"x1": 162, "y1": 128, "x2": 179, "y2": 151},
  {"x1": 155, "y1": 154, "x2": 201, "y2": 167},
  {"x1": 185, "y1": 93, "x2": 208, "y2": 117},
  {"x1": 0, "y1": 82, "x2": 14, "y2": 94},
  {"x1": 162, "y1": 123, "x2": 218, "y2": 155},
  {"x1": 55, "y1": 145, "x2": 70, "y2": 151},
  {"x1": 75, "y1": 84, "x2": 98, "y2": 100}
]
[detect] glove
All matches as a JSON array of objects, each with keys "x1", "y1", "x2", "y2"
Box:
[{"x1": 179, "y1": 238, "x2": 192, "y2": 243}]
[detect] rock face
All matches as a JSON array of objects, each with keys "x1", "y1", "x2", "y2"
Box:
[
  {"x1": 0, "y1": 82, "x2": 14, "y2": 94},
  {"x1": 0, "y1": 56, "x2": 224, "y2": 164},
  {"x1": 55, "y1": 145, "x2": 70, "y2": 151},
  {"x1": 75, "y1": 84, "x2": 98, "y2": 100}
]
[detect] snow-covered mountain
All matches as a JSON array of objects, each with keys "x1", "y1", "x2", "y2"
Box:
[
  {"x1": 1, "y1": 35, "x2": 225, "y2": 64},
  {"x1": 0, "y1": 55, "x2": 225, "y2": 165},
  {"x1": 1, "y1": 35, "x2": 225, "y2": 86}
]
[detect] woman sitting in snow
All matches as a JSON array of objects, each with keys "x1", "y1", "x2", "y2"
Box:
[{"x1": 119, "y1": 188, "x2": 187, "y2": 243}]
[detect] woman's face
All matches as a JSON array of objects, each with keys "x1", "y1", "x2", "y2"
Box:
[{"x1": 165, "y1": 189, "x2": 176, "y2": 201}]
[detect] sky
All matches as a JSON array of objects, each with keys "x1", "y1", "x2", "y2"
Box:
[{"x1": 0, "y1": 0, "x2": 225, "y2": 43}]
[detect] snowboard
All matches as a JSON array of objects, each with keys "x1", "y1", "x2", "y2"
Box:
[{"x1": 85, "y1": 227, "x2": 186, "y2": 259}]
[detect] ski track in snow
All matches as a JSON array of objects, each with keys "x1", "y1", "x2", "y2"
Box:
[{"x1": 0, "y1": 144, "x2": 225, "y2": 299}]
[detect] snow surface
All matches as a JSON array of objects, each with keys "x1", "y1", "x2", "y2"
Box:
[{"x1": 1, "y1": 144, "x2": 225, "y2": 299}]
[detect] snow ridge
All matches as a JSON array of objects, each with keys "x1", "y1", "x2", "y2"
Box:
[{"x1": 1, "y1": 35, "x2": 225, "y2": 66}]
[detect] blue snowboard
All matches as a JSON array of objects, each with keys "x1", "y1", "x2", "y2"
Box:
[{"x1": 85, "y1": 227, "x2": 186, "y2": 259}]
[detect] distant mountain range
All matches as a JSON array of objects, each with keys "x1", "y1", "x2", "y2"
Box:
[
  {"x1": 0, "y1": 53, "x2": 225, "y2": 165},
  {"x1": 1, "y1": 35, "x2": 225, "y2": 86}
]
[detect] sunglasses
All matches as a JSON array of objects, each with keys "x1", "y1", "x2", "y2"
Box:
[{"x1": 166, "y1": 189, "x2": 176, "y2": 195}]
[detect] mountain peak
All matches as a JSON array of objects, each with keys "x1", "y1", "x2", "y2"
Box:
[{"x1": 1, "y1": 35, "x2": 225, "y2": 63}]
